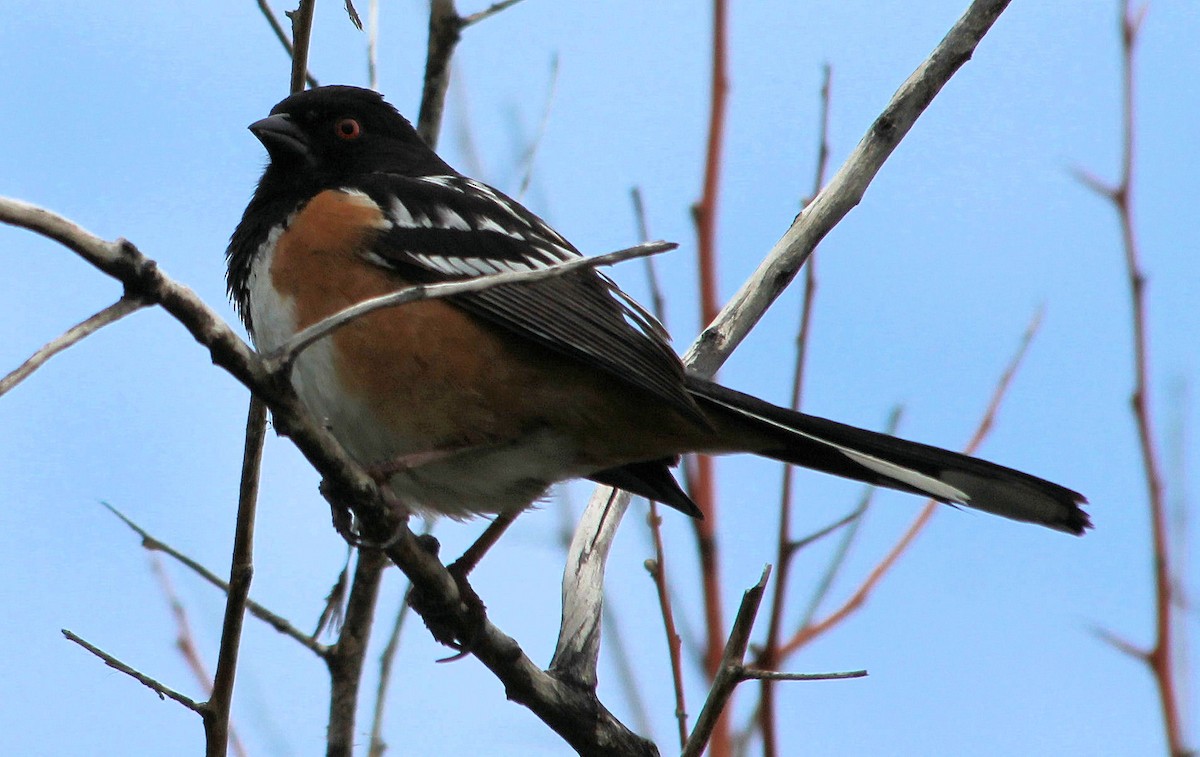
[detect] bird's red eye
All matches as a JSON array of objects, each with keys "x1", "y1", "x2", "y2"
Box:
[{"x1": 335, "y1": 118, "x2": 362, "y2": 140}]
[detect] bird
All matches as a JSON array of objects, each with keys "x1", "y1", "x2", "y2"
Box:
[{"x1": 226, "y1": 85, "x2": 1089, "y2": 535}]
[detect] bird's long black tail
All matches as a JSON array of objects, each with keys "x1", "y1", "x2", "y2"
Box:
[{"x1": 686, "y1": 376, "x2": 1090, "y2": 535}]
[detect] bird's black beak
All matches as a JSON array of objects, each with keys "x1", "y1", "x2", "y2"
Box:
[{"x1": 248, "y1": 113, "x2": 310, "y2": 159}]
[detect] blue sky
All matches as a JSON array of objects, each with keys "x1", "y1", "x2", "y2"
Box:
[{"x1": 2, "y1": 1, "x2": 1196, "y2": 755}]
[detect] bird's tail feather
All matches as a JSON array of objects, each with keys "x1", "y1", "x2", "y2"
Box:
[{"x1": 686, "y1": 377, "x2": 1090, "y2": 535}]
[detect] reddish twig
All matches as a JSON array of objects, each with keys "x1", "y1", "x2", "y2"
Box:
[
  {"x1": 150, "y1": 556, "x2": 249, "y2": 757},
  {"x1": 1077, "y1": 4, "x2": 1186, "y2": 753},
  {"x1": 690, "y1": 1, "x2": 730, "y2": 752}
]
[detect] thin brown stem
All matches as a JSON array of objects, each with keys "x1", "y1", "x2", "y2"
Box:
[
  {"x1": 1078, "y1": 3, "x2": 1184, "y2": 753},
  {"x1": 630, "y1": 186, "x2": 667, "y2": 325},
  {"x1": 326, "y1": 549, "x2": 388, "y2": 757},
  {"x1": 759, "y1": 63, "x2": 834, "y2": 757},
  {"x1": 101, "y1": 502, "x2": 328, "y2": 656},
  {"x1": 254, "y1": 0, "x2": 319, "y2": 87},
  {"x1": 287, "y1": 0, "x2": 317, "y2": 95},
  {"x1": 62, "y1": 629, "x2": 203, "y2": 713},
  {"x1": 203, "y1": 397, "x2": 266, "y2": 757},
  {"x1": 645, "y1": 505, "x2": 689, "y2": 749},
  {"x1": 682, "y1": 568, "x2": 770, "y2": 757}
]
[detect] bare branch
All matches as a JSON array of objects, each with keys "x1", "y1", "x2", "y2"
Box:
[
  {"x1": 0, "y1": 295, "x2": 146, "y2": 398},
  {"x1": 101, "y1": 502, "x2": 328, "y2": 656},
  {"x1": 417, "y1": 0, "x2": 528, "y2": 146},
  {"x1": 738, "y1": 668, "x2": 866, "y2": 683},
  {"x1": 1, "y1": 197, "x2": 654, "y2": 756},
  {"x1": 266, "y1": 240, "x2": 677, "y2": 374},
  {"x1": 644, "y1": 511, "x2": 689, "y2": 750},
  {"x1": 287, "y1": 0, "x2": 317, "y2": 95},
  {"x1": 254, "y1": 0, "x2": 319, "y2": 87},
  {"x1": 551, "y1": 487, "x2": 631, "y2": 687},
  {"x1": 62, "y1": 629, "x2": 203, "y2": 714},
  {"x1": 683, "y1": 0, "x2": 1016, "y2": 377},
  {"x1": 682, "y1": 567, "x2": 771, "y2": 757},
  {"x1": 1078, "y1": 3, "x2": 1186, "y2": 752},
  {"x1": 343, "y1": 0, "x2": 362, "y2": 29},
  {"x1": 203, "y1": 397, "x2": 266, "y2": 757},
  {"x1": 417, "y1": 0, "x2": 461, "y2": 148},
  {"x1": 461, "y1": 0, "x2": 525, "y2": 27},
  {"x1": 327, "y1": 549, "x2": 388, "y2": 757}
]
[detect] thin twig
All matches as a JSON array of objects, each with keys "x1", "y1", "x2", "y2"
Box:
[
  {"x1": 254, "y1": 0, "x2": 319, "y2": 87},
  {"x1": 682, "y1": 567, "x2": 771, "y2": 757},
  {"x1": 266, "y1": 241, "x2": 677, "y2": 374},
  {"x1": 326, "y1": 549, "x2": 388, "y2": 757},
  {"x1": 151, "y1": 557, "x2": 217, "y2": 700},
  {"x1": 630, "y1": 186, "x2": 667, "y2": 325},
  {"x1": 631, "y1": 186, "x2": 685, "y2": 747},
  {"x1": 738, "y1": 668, "x2": 866, "y2": 682},
  {"x1": 1092, "y1": 625, "x2": 1147, "y2": 660},
  {"x1": 366, "y1": 0, "x2": 379, "y2": 90},
  {"x1": 417, "y1": 0, "x2": 461, "y2": 148},
  {"x1": 644, "y1": 509, "x2": 689, "y2": 750},
  {"x1": 62, "y1": 628, "x2": 203, "y2": 713},
  {"x1": 343, "y1": 0, "x2": 362, "y2": 29},
  {"x1": 0, "y1": 295, "x2": 146, "y2": 398},
  {"x1": 287, "y1": 0, "x2": 317, "y2": 95},
  {"x1": 367, "y1": 588, "x2": 408, "y2": 757},
  {"x1": 1077, "y1": 4, "x2": 1185, "y2": 753},
  {"x1": 689, "y1": 10, "x2": 730, "y2": 751},
  {"x1": 682, "y1": 0, "x2": 1017, "y2": 378},
  {"x1": 515, "y1": 53, "x2": 559, "y2": 201},
  {"x1": 204, "y1": 397, "x2": 266, "y2": 757},
  {"x1": 101, "y1": 502, "x2": 328, "y2": 656},
  {"x1": 461, "y1": 0, "x2": 525, "y2": 27},
  {"x1": 758, "y1": 64, "x2": 834, "y2": 756}
]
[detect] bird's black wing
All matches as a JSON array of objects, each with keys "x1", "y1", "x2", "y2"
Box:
[{"x1": 354, "y1": 173, "x2": 705, "y2": 423}]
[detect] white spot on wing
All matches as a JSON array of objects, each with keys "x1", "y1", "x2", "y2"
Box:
[
  {"x1": 473, "y1": 215, "x2": 522, "y2": 239},
  {"x1": 437, "y1": 207, "x2": 471, "y2": 231},
  {"x1": 389, "y1": 198, "x2": 417, "y2": 227},
  {"x1": 419, "y1": 176, "x2": 458, "y2": 190}
]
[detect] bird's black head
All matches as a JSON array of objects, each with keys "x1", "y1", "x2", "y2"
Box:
[{"x1": 249, "y1": 85, "x2": 453, "y2": 190}]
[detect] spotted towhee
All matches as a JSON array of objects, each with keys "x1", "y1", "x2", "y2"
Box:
[{"x1": 226, "y1": 85, "x2": 1089, "y2": 534}]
